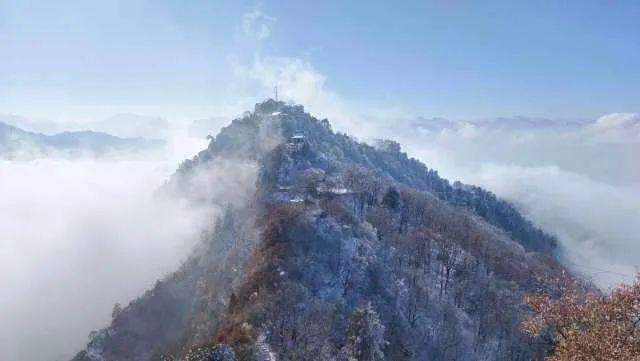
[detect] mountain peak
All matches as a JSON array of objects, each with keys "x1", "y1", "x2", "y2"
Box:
[{"x1": 72, "y1": 101, "x2": 566, "y2": 361}]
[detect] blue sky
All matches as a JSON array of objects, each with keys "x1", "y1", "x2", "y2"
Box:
[{"x1": 1, "y1": 0, "x2": 638, "y2": 122}]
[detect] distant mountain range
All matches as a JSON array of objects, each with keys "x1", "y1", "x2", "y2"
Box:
[
  {"x1": 408, "y1": 115, "x2": 587, "y2": 133},
  {"x1": 0, "y1": 121, "x2": 164, "y2": 159}
]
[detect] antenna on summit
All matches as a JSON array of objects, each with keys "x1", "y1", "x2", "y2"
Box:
[{"x1": 274, "y1": 85, "x2": 278, "y2": 101}]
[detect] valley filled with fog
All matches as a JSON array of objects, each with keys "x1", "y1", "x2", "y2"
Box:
[{"x1": 0, "y1": 123, "x2": 213, "y2": 361}]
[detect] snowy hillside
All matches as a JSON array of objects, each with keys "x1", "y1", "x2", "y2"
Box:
[{"x1": 71, "y1": 99, "x2": 568, "y2": 361}]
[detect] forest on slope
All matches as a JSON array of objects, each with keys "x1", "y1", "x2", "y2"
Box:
[{"x1": 72, "y1": 100, "x2": 569, "y2": 361}]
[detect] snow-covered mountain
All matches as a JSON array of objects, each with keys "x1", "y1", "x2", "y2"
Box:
[{"x1": 71, "y1": 99, "x2": 568, "y2": 361}]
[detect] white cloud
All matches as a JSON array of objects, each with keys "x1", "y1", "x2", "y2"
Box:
[
  {"x1": 584, "y1": 112, "x2": 640, "y2": 144},
  {"x1": 592, "y1": 112, "x2": 640, "y2": 130},
  {"x1": 400, "y1": 117, "x2": 640, "y2": 289},
  {"x1": 446, "y1": 163, "x2": 640, "y2": 288},
  {"x1": 229, "y1": 54, "x2": 379, "y2": 138},
  {"x1": 458, "y1": 122, "x2": 481, "y2": 139},
  {"x1": 237, "y1": 56, "x2": 336, "y2": 109},
  {"x1": 0, "y1": 126, "x2": 254, "y2": 361},
  {"x1": 241, "y1": 5, "x2": 276, "y2": 40},
  {"x1": 0, "y1": 158, "x2": 204, "y2": 361},
  {"x1": 89, "y1": 113, "x2": 171, "y2": 139}
]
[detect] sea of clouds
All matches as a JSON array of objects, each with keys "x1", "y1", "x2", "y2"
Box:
[
  {"x1": 0, "y1": 125, "x2": 220, "y2": 361},
  {"x1": 395, "y1": 113, "x2": 640, "y2": 288}
]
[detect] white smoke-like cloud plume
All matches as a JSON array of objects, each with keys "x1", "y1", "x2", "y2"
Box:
[
  {"x1": 229, "y1": 6, "x2": 367, "y2": 133},
  {"x1": 231, "y1": 55, "x2": 350, "y2": 123},
  {"x1": 241, "y1": 4, "x2": 276, "y2": 41}
]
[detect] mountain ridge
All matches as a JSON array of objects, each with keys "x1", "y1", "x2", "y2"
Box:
[{"x1": 72, "y1": 99, "x2": 566, "y2": 361}]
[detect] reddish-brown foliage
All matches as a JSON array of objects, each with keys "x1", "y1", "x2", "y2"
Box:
[{"x1": 522, "y1": 274, "x2": 640, "y2": 360}]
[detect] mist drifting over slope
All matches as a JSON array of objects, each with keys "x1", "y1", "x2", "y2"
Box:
[
  {"x1": 1, "y1": 102, "x2": 637, "y2": 361},
  {"x1": 393, "y1": 113, "x2": 640, "y2": 288},
  {"x1": 224, "y1": 19, "x2": 640, "y2": 285},
  {"x1": 250, "y1": 52, "x2": 639, "y2": 286},
  {"x1": 0, "y1": 159, "x2": 201, "y2": 361},
  {"x1": 0, "y1": 124, "x2": 260, "y2": 361}
]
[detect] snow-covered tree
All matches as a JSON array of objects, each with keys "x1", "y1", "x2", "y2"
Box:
[
  {"x1": 344, "y1": 303, "x2": 386, "y2": 361},
  {"x1": 183, "y1": 344, "x2": 236, "y2": 361}
]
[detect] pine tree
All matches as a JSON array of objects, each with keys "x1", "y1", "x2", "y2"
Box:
[{"x1": 382, "y1": 187, "x2": 400, "y2": 210}]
